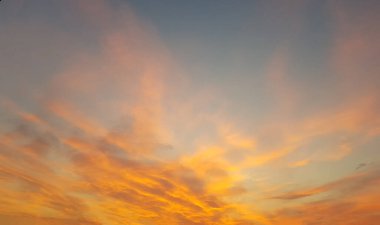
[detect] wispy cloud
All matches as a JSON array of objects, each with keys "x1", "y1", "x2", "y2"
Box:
[{"x1": 0, "y1": 0, "x2": 379, "y2": 224}]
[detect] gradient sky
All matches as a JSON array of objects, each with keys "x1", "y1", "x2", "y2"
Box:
[{"x1": 0, "y1": 0, "x2": 379, "y2": 224}]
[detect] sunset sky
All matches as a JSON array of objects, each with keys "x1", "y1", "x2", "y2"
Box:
[{"x1": 0, "y1": 0, "x2": 379, "y2": 224}]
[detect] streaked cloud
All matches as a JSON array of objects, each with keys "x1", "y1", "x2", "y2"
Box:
[{"x1": 0, "y1": 0, "x2": 379, "y2": 224}]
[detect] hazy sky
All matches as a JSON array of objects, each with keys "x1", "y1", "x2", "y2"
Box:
[{"x1": 0, "y1": 0, "x2": 379, "y2": 224}]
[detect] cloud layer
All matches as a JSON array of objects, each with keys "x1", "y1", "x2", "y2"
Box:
[{"x1": 0, "y1": 0, "x2": 379, "y2": 224}]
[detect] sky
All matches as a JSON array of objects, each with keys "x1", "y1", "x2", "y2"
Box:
[{"x1": 0, "y1": 0, "x2": 379, "y2": 224}]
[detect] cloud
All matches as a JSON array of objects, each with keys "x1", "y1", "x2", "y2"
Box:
[
  {"x1": 355, "y1": 163, "x2": 367, "y2": 171},
  {"x1": 0, "y1": 1, "x2": 266, "y2": 224},
  {"x1": 0, "y1": 214, "x2": 100, "y2": 225},
  {"x1": 267, "y1": 168, "x2": 380, "y2": 224},
  {"x1": 0, "y1": 0, "x2": 379, "y2": 225},
  {"x1": 270, "y1": 169, "x2": 380, "y2": 200},
  {"x1": 288, "y1": 159, "x2": 310, "y2": 168}
]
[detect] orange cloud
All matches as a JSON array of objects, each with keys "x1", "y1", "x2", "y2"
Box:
[
  {"x1": 288, "y1": 159, "x2": 310, "y2": 168},
  {"x1": 268, "y1": 169, "x2": 380, "y2": 225},
  {"x1": 0, "y1": 1, "x2": 266, "y2": 224},
  {"x1": 1, "y1": 1, "x2": 379, "y2": 225}
]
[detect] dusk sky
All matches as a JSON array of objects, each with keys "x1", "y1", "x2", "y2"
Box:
[{"x1": 0, "y1": 0, "x2": 379, "y2": 224}]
